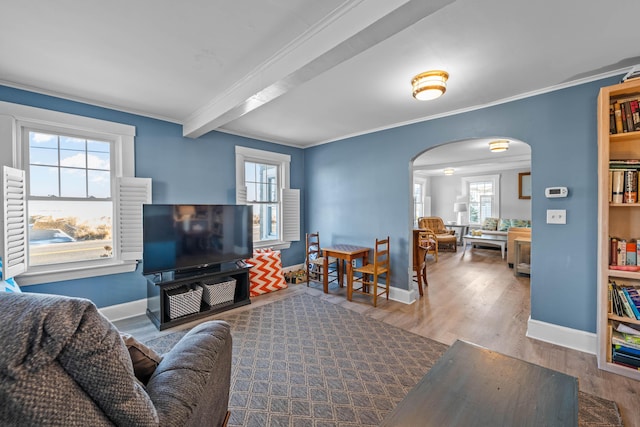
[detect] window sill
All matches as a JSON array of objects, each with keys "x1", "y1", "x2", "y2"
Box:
[
  {"x1": 253, "y1": 240, "x2": 291, "y2": 251},
  {"x1": 16, "y1": 260, "x2": 138, "y2": 286}
]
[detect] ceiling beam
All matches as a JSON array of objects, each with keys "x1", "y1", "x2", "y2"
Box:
[{"x1": 182, "y1": 0, "x2": 454, "y2": 139}]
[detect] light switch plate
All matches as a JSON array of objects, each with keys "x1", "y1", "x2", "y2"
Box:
[{"x1": 546, "y1": 209, "x2": 566, "y2": 224}]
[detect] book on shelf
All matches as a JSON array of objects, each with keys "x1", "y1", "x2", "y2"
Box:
[
  {"x1": 627, "y1": 241, "x2": 638, "y2": 265},
  {"x1": 624, "y1": 286, "x2": 640, "y2": 311},
  {"x1": 612, "y1": 331, "x2": 640, "y2": 350},
  {"x1": 616, "y1": 322, "x2": 640, "y2": 336},
  {"x1": 614, "y1": 343, "x2": 640, "y2": 358},
  {"x1": 632, "y1": 100, "x2": 640, "y2": 131},
  {"x1": 614, "y1": 102, "x2": 624, "y2": 134},
  {"x1": 610, "y1": 237, "x2": 619, "y2": 266},
  {"x1": 612, "y1": 347, "x2": 640, "y2": 369},
  {"x1": 618, "y1": 239, "x2": 627, "y2": 266},
  {"x1": 625, "y1": 170, "x2": 638, "y2": 203},
  {"x1": 610, "y1": 159, "x2": 640, "y2": 169},
  {"x1": 610, "y1": 94, "x2": 640, "y2": 134},
  {"x1": 611, "y1": 170, "x2": 625, "y2": 203},
  {"x1": 610, "y1": 281, "x2": 624, "y2": 316},
  {"x1": 619, "y1": 289, "x2": 635, "y2": 319},
  {"x1": 621, "y1": 101, "x2": 630, "y2": 133},
  {"x1": 622, "y1": 287, "x2": 640, "y2": 320}
]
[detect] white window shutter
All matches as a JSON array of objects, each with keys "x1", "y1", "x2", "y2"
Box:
[
  {"x1": 117, "y1": 177, "x2": 151, "y2": 261},
  {"x1": 2, "y1": 166, "x2": 27, "y2": 279},
  {"x1": 237, "y1": 185, "x2": 247, "y2": 205},
  {"x1": 282, "y1": 188, "x2": 300, "y2": 242}
]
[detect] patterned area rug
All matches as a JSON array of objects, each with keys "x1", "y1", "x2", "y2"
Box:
[{"x1": 145, "y1": 294, "x2": 623, "y2": 427}]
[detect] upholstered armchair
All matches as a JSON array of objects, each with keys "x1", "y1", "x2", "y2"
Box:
[{"x1": 417, "y1": 216, "x2": 458, "y2": 252}]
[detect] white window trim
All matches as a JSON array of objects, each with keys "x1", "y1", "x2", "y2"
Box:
[
  {"x1": 413, "y1": 176, "x2": 427, "y2": 226},
  {"x1": 0, "y1": 101, "x2": 144, "y2": 286},
  {"x1": 461, "y1": 174, "x2": 501, "y2": 226},
  {"x1": 235, "y1": 146, "x2": 298, "y2": 250}
]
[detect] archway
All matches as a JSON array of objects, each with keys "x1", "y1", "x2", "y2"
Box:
[{"x1": 410, "y1": 137, "x2": 532, "y2": 293}]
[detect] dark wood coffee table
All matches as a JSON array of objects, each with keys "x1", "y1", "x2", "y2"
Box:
[{"x1": 381, "y1": 340, "x2": 578, "y2": 427}]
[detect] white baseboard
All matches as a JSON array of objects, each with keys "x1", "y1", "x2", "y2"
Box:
[
  {"x1": 99, "y1": 298, "x2": 147, "y2": 322},
  {"x1": 99, "y1": 263, "x2": 416, "y2": 321},
  {"x1": 526, "y1": 316, "x2": 597, "y2": 355},
  {"x1": 389, "y1": 286, "x2": 415, "y2": 304}
]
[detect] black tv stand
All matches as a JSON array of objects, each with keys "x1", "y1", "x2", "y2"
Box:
[{"x1": 146, "y1": 265, "x2": 251, "y2": 330}]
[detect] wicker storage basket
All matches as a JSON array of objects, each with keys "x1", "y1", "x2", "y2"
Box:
[
  {"x1": 201, "y1": 277, "x2": 236, "y2": 308},
  {"x1": 165, "y1": 284, "x2": 203, "y2": 319}
]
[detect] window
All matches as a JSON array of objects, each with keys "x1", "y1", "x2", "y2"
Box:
[
  {"x1": 235, "y1": 146, "x2": 299, "y2": 249},
  {"x1": 462, "y1": 174, "x2": 500, "y2": 225},
  {"x1": 245, "y1": 161, "x2": 279, "y2": 241},
  {"x1": 413, "y1": 181, "x2": 424, "y2": 224},
  {"x1": 0, "y1": 101, "x2": 150, "y2": 285},
  {"x1": 26, "y1": 130, "x2": 113, "y2": 266}
]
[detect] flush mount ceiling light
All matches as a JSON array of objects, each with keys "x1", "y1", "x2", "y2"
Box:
[
  {"x1": 411, "y1": 70, "x2": 449, "y2": 101},
  {"x1": 489, "y1": 140, "x2": 510, "y2": 152},
  {"x1": 443, "y1": 168, "x2": 455, "y2": 175}
]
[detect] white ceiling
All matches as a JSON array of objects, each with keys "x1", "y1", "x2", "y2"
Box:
[{"x1": 1, "y1": 0, "x2": 640, "y2": 149}]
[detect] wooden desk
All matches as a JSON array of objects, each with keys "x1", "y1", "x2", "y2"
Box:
[
  {"x1": 381, "y1": 340, "x2": 578, "y2": 427},
  {"x1": 322, "y1": 245, "x2": 370, "y2": 300}
]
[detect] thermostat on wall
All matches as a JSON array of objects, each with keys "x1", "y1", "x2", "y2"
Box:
[{"x1": 545, "y1": 187, "x2": 568, "y2": 198}]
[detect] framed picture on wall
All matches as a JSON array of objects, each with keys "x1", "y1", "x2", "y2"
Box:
[{"x1": 519, "y1": 172, "x2": 531, "y2": 199}]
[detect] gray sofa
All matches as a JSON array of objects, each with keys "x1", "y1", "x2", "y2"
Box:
[{"x1": 0, "y1": 292, "x2": 232, "y2": 426}]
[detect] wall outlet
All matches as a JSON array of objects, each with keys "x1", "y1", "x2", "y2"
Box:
[
  {"x1": 352, "y1": 259, "x2": 357, "y2": 267},
  {"x1": 546, "y1": 209, "x2": 566, "y2": 224}
]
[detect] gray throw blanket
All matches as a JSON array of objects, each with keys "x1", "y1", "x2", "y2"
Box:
[{"x1": 0, "y1": 292, "x2": 158, "y2": 426}]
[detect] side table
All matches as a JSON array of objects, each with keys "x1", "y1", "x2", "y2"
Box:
[
  {"x1": 514, "y1": 236, "x2": 531, "y2": 276},
  {"x1": 446, "y1": 224, "x2": 469, "y2": 245}
]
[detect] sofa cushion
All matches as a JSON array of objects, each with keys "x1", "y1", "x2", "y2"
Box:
[
  {"x1": 511, "y1": 219, "x2": 531, "y2": 228},
  {"x1": 498, "y1": 218, "x2": 512, "y2": 232},
  {"x1": 121, "y1": 332, "x2": 163, "y2": 385},
  {"x1": 481, "y1": 217, "x2": 499, "y2": 231}
]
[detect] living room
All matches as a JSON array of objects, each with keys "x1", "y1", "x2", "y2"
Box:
[{"x1": 1, "y1": 1, "x2": 640, "y2": 425}]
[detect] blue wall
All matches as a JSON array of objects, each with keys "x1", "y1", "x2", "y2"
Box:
[
  {"x1": 2, "y1": 73, "x2": 619, "y2": 334},
  {"x1": 0, "y1": 86, "x2": 306, "y2": 307},
  {"x1": 306, "y1": 75, "x2": 621, "y2": 333}
]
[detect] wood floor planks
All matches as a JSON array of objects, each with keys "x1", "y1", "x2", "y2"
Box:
[{"x1": 116, "y1": 247, "x2": 640, "y2": 426}]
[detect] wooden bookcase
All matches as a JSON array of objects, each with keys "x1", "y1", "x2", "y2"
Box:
[{"x1": 597, "y1": 78, "x2": 640, "y2": 380}]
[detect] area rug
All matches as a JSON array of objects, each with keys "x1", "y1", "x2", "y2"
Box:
[{"x1": 144, "y1": 294, "x2": 623, "y2": 427}]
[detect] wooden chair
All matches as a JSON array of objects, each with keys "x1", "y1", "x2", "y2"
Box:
[
  {"x1": 350, "y1": 236, "x2": 390, "y2": 307},
  {"x1": 417, "y1": 216, "x2": 457, "y2": 252},
  {"x1": 413, "y1": 229, "x2": 435, "y2": 296},
  {"x1": 305, "y1": 232, "x2": 338, "y2": 286}
]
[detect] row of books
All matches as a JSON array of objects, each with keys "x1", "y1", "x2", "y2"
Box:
[
  {"x1": 611, "y1": 323, "x2": 640, "y2": 369},
  {"x1": 609, "y1": 97, "x2": 640, "y2": 134},
  {"x1": 609, "y1": 281, "x2": 640, "y2": 320},
  {"x1": 609, "y1": 238, "x2": 640, "y2": 266},
  {"x1": 609, "y1": 166, "x2": 638, "y2": 204}
]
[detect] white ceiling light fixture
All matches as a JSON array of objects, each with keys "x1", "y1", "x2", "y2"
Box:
[
  {"x1": 411, "y1": 70, "x2": 449, "y2": 101},
  {"x1": 443, "y1": 168, "x2": 455, "y2": 175},
  {"x1": 489, "y1": 139, "x2": 510, "y2": 152}
]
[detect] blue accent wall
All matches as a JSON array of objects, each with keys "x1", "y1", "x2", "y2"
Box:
[
  {"x1": 1, "y1": 73, "x2": 619, "y2": 334},
  {"x1": 0, "y1": 85, "x2": 306, "y2": 307},
  {"x1": 306, "y1": 75, "x2": 621, "y2": 334}
]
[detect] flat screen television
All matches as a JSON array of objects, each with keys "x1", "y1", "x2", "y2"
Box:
[{"x1": 142, "y1": 204, "x2": 253, "y2": 275}]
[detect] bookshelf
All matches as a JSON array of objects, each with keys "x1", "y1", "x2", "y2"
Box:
[{"x1": 597, "y1": 78, "x2": 640, "y2": 380}]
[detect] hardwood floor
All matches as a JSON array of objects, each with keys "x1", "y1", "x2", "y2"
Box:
[{"x1": 116, "y1": 247, "x2": 640, "y2": 426}]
